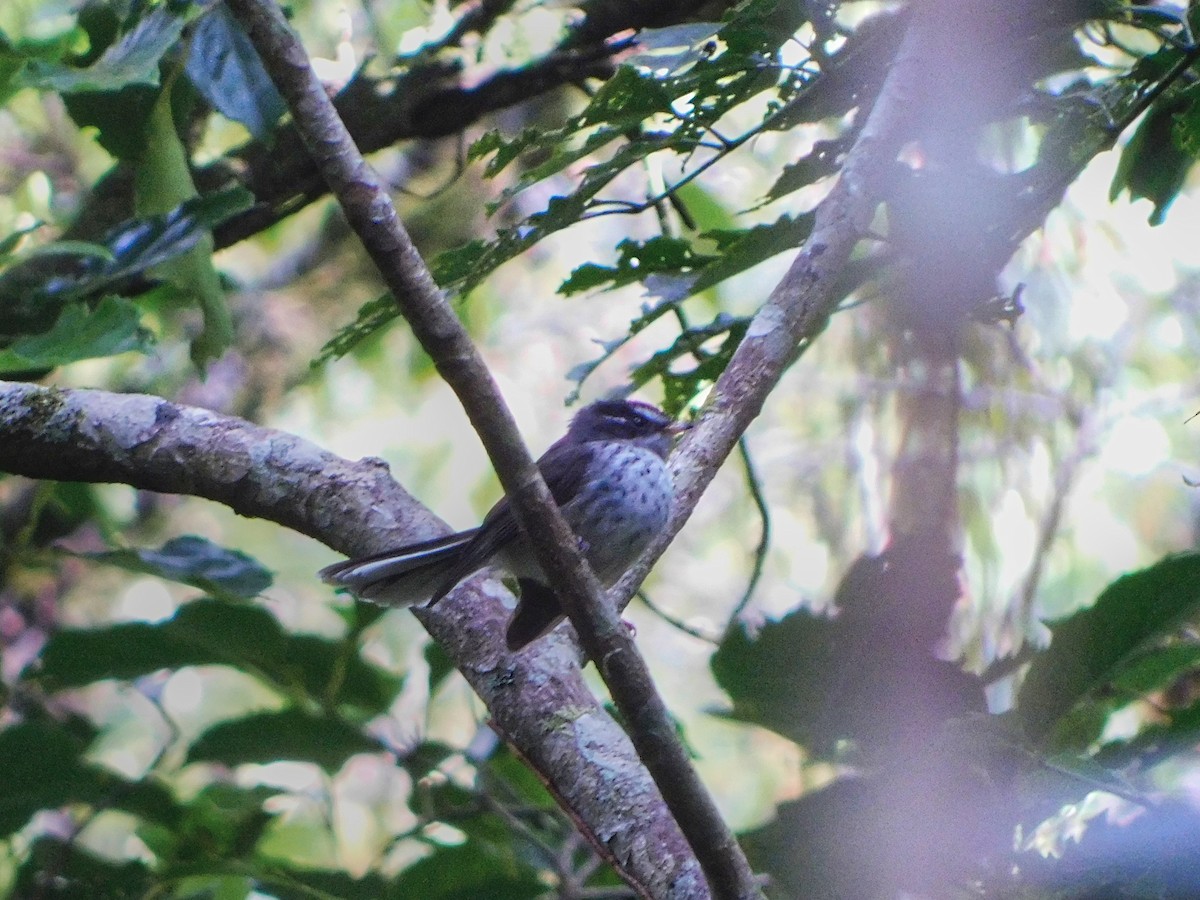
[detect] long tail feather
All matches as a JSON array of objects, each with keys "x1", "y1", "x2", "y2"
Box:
[{"x1": 320, "y1": 529, "x2": 478, "y2": 606}]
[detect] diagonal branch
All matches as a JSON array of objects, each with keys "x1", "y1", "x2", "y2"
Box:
[
  {"x1": 614, "y1": 6, "x2": 928, "y2": 606},
  {"x1": 223, "y1": 1, "x2": 758, "y2": 897},
  {"x1": 0, "y1": 379, "x2": 701, "y2": 899}
]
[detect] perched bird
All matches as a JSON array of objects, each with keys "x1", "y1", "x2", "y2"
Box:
[{"x1": 320, "y1": 398, "x2": 688, "y2": 650}]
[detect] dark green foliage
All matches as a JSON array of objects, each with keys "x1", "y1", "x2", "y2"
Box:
[
  {"x1": 36, "y1": 597, "x2": 402, "y2": 716},
  {"x1": 21, "y1": 3, "x2": 187, "y2": 94},
  {"x1": 0, "y1": 189, "x2": 251, "y2": 371},
  {"x1": 3, "y1": 523, "x2": 576, "y2": 895},
  {"x1": 721, "y1": 549, "x2": 1200, "y2": 899},
  {"x1": 713, "y1": 541, "x2": 984, "y2": 759},
  {"x1": 438, "y1": 6, "x2": 815, "y2": 306},
  {"x1": 14, "y1": 837, "x2": 155, "y2": 900},
  {"x1": 424, "y1": 638, "x2": 456, "y2": 695},
  {"x1": 559, "y1": 236, "x2": 705, "y2": 296},
  {"x1": 1108, "y1": 18, "x2": 1200, "y2": 224},
  {"x1": 0, "y1": 720, "x2": 180, "y2": 838},
  {"x1": 28, "y1": 2, "x2": 191, "y2": 160},
  {"x1": 711, "y1": 609, "x2": 839, "y2": 750},
  {"x1": 79, "y1": 534, "x2": 273, "y2": 599},
  {"x1": 315, "y1": 293, "x2": 401, "y2": 365},
  {"x1": 631, "y1": 314, "x2": 749, "y2": 415},
  {"x1": 187, "y1": 709, "x2": 385, "y2": 770},
  {"x1": 0, "y1": 0, "x2": 254, "y2": 374},
  {"x1": 1017, "y1": 553, "x2": 1200, "y2": 747},
  {"x1": 161, "y1": 783, "x2": 276, "y2": 863},
  {"x1": 388, "y1": 842, "x2": 546, "y2": 900},
  {"x1": 0, "y1": 295, "x2": 151, "y2": 374},
  {"x1": 1110, "y1": 87, "x2": 1200, "y2": 225}
]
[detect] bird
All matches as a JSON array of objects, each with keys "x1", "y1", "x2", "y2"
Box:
[{"x1": 319, "y1": 398, "x2": 689, "y2": 650}]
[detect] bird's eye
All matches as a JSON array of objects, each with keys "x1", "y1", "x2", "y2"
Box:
[{"x1": 594, "y1": 402, "x2": 666, "y2": 432}]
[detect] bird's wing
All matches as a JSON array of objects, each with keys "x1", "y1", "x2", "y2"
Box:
[{"x1": 427, "y1": 441, "x2": 599, "y2": 604}]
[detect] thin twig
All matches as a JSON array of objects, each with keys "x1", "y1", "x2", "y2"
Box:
[
  {"x1": 725, "y1": 437, "x2": 770, "y2": 631},
  {"x1": 637, "y1": 590, "x2": 720, "y2": 645}
]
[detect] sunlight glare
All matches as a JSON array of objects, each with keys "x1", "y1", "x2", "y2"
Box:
[{"x1": 115, "y1": 578, "x2": 175, "y2": 623}]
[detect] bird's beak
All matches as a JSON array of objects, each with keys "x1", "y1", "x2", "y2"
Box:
[{"x1": 668, "y1": 419, "x2": 693, "y2": 437}]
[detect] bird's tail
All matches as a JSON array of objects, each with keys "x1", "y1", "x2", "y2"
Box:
[{"x1": 319, "y1": 529, "x2": 478, "y2": 607}]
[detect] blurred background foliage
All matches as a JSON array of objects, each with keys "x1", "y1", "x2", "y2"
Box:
[{"x1": 2, "y1": 0, "x2": 1200, "y2": 897}]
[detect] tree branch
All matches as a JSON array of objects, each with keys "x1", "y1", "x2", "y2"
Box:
[
  {"x1": 222, "y1": 1, "x2": 758, "y2": 897},
  {"x1": 613, "y1": 6, "x2": 928, "y2": 607},
  {"x1": 0, "y1": 379, "x2": 701, "y2": 899},
  {"x1": 68, "y1": 0, "x2": 720, "y2": 249}
]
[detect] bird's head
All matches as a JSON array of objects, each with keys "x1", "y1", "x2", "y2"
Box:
[{"x1": 567, "y1": 399, "x2": 689, "y2": 457}]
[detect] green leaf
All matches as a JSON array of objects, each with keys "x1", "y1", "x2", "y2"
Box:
[
  {"x1": 692, "y1": 212, "x2": 815, "y2": 293},
  {"x1": 711, "y1": 611, "x2": 839, "y2": 749},
  {"x1": 1017, "y1": 553, "x2": 1200, "y2": 746},
  {"x1": 565, "y1": 297, "x2": 688, "y2": 400},
  {"x1": 579, "y1": 65, "x2": 676, "y2": 126},
  {"x1": 0, "y1": 31, "x2": 30, "y2": 106},
  {"x1": 0, "y1": 721, "x2": 96, "y2": 835},
  {"x1": 487, "y1": 125, "x2": 634, "y2": 192},
  {"x1": 671, "y1": 181, "x2": 739, "y2": 232},
  {"x1": 557, "y1": 215, "x2": 813, "y2": 326},
  {"x1": 184, "y1": 3, "x2": 285, "y2": 140},
  {"x1": 15, "y1": 838, "x2": 153, "y2": 898},
  {"x1": 313, "y1": 293, "x2": 400, "y2": 366},
  {"x1": 0, "y1": 233, "x2": 103, "y2": 264},
  {"x1": 762, "y1": 139, "x2": 848, "y2": 205},
  {"x1": 713, "y1": 601, "x2": 984, "y2": 757},
  {"x1": 630, "y1": 313, "x2": 748, "y2": 414},
  {"x1": 430, "y1": 239, "x2": 489, "y2": 288},
  {"x1": 1171, "y1": 82, "x2": 1200, "y2": 158},
  {"x1": 257, "y1": 868, "x2": 389, "y2": 900},
  {"x1": 81, "y1": 535, "x2": 273, "y2": 599},
  {"x1": 187, "y1": 709, "x2": 384, "y2": 771},
  {"x1": 135, "y1": 76, "x2": 233, "y2": 370},
  {"x1": 62, "y1": 82, "x2": 160, "y2": 159},
  {"x1": 0, "y1": 719, "x2": 178, "y2": 838},
  {"x1": 389, "y1": 841, "x2": 545, "y2": 900},
  {"x1": 399, "y1": 740, "x2": 457, "y2": 781},
  {"x1": 444, "y1": 13, "x2": 785, "y2": 296},
  {"x1": 425, "y1": 640, "x2": 456, "y2": 695},
  {"x1": 0, "y1": 224, "x2": 37, "y2": 262},
  {"x1": 0, "y1": 295, "x2": 151, "y2": 373},
  {"x1": 21, "y1": 4, "x2": 188, "y2": 93},
  {"x1": 559, "y1": 236, "x2": 706, "y2": 295},
  {"x1": 286, "y1": 634, "x2": 403, "y2": 716},
  {"x1": 1097, "y1": 695, "x2": 1200, "y2": 770},
  {"x1": 1111, "y1": 643, "x2": 1200, "y2": 696},
  {"x1": 484, "y1": 744, "x2": 556, "y2": 810},
  {"x1": 36, "y1": 609, "x2": 265, "y2": 691},
  {"x1": 170, "y1": 783, "x2": 276, "y2": 861},
  {"x1": 1110, "y1": 90, "x2": 1198, "y2": 225},
  {"x1": 36, "y1": 597, "x2": 402, "y2": 716},
  {"x1": 0, "y1": 188, "x2": 253, "y2": 336}
]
